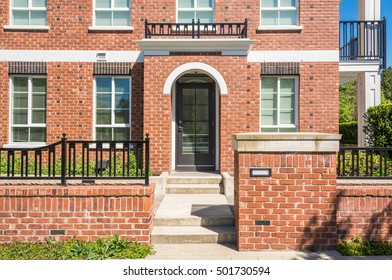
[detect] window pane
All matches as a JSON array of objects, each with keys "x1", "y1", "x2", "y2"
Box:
[
  {"x1": 115, "y1": 79, "x2": 129, "y2": 94},
  {"x1": 280, "y1": 0, "x2": 296, "y2": 8},
  {"x1": 280, "y1": 95, "x2": 294, "y2": 109},
  {"x1": 196, "y1": 12, "x2": 213, "y2": 23},
  {"x1": 114, "y1": 0, "x2": 129, "y2": 8},
  {"x1": 280, "y1": 10, "x2": 297, "y2": 25},
  {"x1": 261, "y1": 110, "x2": 277, "y2": 125},
  {"x1": 13, "y1": 92, "x2": 28, "y2": 108},
  {"x1": 261, "y1": 93, "x2": 277, "y2": 109},
  {"x1": 96, "y1": 11, "x2": 112, "y2": 26},
  {"x1": 97, "y1": 94, "x2": 112, "y2": 108},
  {"x1": 115, "y1": 95, "x2": 129, "y2": 109},
  {"x1": 12, "y1": 0, "x2": 28, "y2": 7},
  {"x1": 261, "y1": 77, "x2": 278, "y2": 94},
  {"x1": 12, "y1": 128, "x2": 29, "y2": 142},
  {"x1": 31, "y1": 11, "x2": 46, "y2": 25},
  {"x1": 13, "y1": 11, "x2": 29, "y2": 25},
  {"x1": 280, "y1": 110, "x2": 294, "y2": 125},
  {"x1": 178, "y1": 0, "x2": 194, "y2": 8},
  {"x1": 96, "y1": 0, "x2": 111, "y2": 8},
  {"x1": 96, "y1": 128, "x2": 112, "y2": 141},
  {"x1": 32, "y1": 94, "x2": 46, "y2": 109},
  {"x1": 113, "y1": 128, "x2": 130, "y2": 141},
  {"x1": 279, "y1": 127, "x2": 296, "y2": 132},
  {"x1": 113, "y1": 12, "x2": 129, "y2": 26},
  {"x1": 114, "y1": 109, "x2": 129, "y2": 124},
  {"x1": 178, "y1": 11, "x2": 194, "y2": 23},
  {"x1": 13, "y1": 109, "x2": 28, "y2": 124},
  {"x1": 198, "y1": 0, "x2": 212, "y2": 8},
  {"x1": 32, "y1": 0, "x2": 46, "y2": 7},
  {"x1": 261, "y1": 11, "x2": 278, "y2": 25},
  {"x1": 32, "y1": 109, "x2": 46, "y2": 123},
  {"x1": 96, "y1": 110, "x2": 111, "y2": 124},
  {"x1": 262, "y1": 127, "x2": 279, "y2": 132},
  {"x1": 96, "y1": 77, "x2": 112, "y2": 93},
  {"x1": 30, "y1": 127, "x2": 46, "y2": 142},
  {"x1": 261, "y1": 0, "x2": 277, "y2": 8},
  {"x1": 32, "y1": 78, "x2": 47, "y2": 93},
  {"x1": 13, "y1": 77, "x2": 28, "y2": 92}
]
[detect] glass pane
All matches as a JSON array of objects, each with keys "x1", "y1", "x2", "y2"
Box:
[
  {"x1": 280, "y1": 110, "x2": 294, "y2": 124},
  {"x1": 261, "y1": 110, "x2": 277, "y2": 125},
  {"x1": 13, "y1": 77, "x2": 28, "y2": 92},
  {"x1": 113, "y1": 128, "x2": 130, "y2": 140},
  {"x1": 280, "y1": 0, "x2": 296, "y2": 8},
  {"x1": 96, "y1": 0, "x2": 111, "y2": 8},
  {"x1": 178, "y1": 11, "x2": 194, "y2": 23},
  {"x1": 31, "y1": 11, "x2": 46, "y2": 25},
  {"x1": 115, "y1": 94, "x2": 129, "y2": 109},
  {"x1": 96, "y1": 77, "x2": 112, "y2": 93},
  {"x1": 280, "y1": 79, "x2": 295, "y2": 94},
  {"x1": 182, "y1": 134, "x2": 195, "y2": 154},
  {"x1": 279, "y1": 127, "x2": 296, "y2": 132},
  {"x1": 196, "y1": 12, "x2": 213, "y2": 23},
  {"x1": 280, "y1": 10, "x2": 297, "y2": 25},
  {"x1": 261, "y1": 0, "x2": 277, "y2": 8},
  {"x1": 12, "y1": 127, "x2": 28, "y2": 142},
  {"x1": 198, "y1": 0, "x2": 212, "y2": 8},
  {"x1": 13, "y1": 11, "x2": 29, "y2": 25},
  {"x1": 113, "y1": 12, "x2": 130, "y2": 26},
  {"x1": 12, "y1": 0, "x2": 28, "y2": 7},
  {"x1": 178, "y1": 0, "x2": 194, "y2": 8},
  {"x1": 32, "y1": 78, "x2": 46, "y2": 93},
  {"x1": 96, "y1": 110, "x2": 111, "y2": 124},
  {"x1": 96, "y1": 94, "x2": 111, "y2": 108},
  {"x1": 114, "y1": 0, "x2": 129, "y2": 8},
  {"x1": 96, "y1": 127, "x2": 112, "y2": 141},
  {"x1": 13, "y1": 109, "x2": 28, "y2": 124},
  {"x1": 114, "y1": 109, "x2": 129, "y2": 124},
  {"x1": 280, "y1": 95, "x2": 294, "y2": 110},
  {"x1": 32, "y1": 109, "x2": 46, "y2": 123},
  {"x1": 262, "y1": 127, "x2": 279, "y2": 132},
  {"x1": 95, "y1": 11, "x2": 112, "y2": 26},
  {"x1": 13, "y1": 92, "x2": 28, "y2": 108},
  {"x1": 261, "y1": 11, "x2": 278, "y2": 25},
  {"x1": 30, "y1": 127, "x2": 46, "y2": 142},
  {"x1": 261, "y1": 93, "x2": 277, "y2": 109},
  {"x1": 32, "y1": 94, "x2": 46, "y2": 108},
  {"x1": 261, "y1": 77, "x2": 278, "y2": 94},
  {"x1": 32, "y1": 0, "x2": 46, "y2": 7},
  {"x1": 115, "y1": 79, "x2": 129, "y2": 94}
]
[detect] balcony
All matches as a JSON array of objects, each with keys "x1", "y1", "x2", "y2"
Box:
[{"x1": 340, "y1": 19, "x2": 387, "y2": 69}]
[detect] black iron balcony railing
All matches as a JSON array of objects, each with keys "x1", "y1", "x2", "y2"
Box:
[
  {"x1": 340, "y1": 19, "x2": 387, "y2": 68},
  {"x1": 145, "y1": 19, "x2": 248, "y2": 39}
]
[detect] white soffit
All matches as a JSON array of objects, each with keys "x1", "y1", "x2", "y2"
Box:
[
  {"x1": 339, "y1": 61, "x2": 381, "y2": 72},
  {"x1": 248, "y1": 50, "x2": 339, "y2": 62}
]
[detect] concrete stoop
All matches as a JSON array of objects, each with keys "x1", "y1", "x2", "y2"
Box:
[{"x1": 151, "y1": 172, "x2": 236, "y2": 245}]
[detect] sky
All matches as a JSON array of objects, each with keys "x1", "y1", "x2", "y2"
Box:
[{"x1": 340, "y1": 0, "x2": 392, "y2": 67}]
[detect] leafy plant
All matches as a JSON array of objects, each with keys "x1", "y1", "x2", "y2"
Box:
[
  {"x1": 339, "y1": 121, "x2": 358, "y2": 145},
  {"x1": 338, "y1": 236, "x2": 392, "y2": 256},
  {"x1": 363, "y1": 104, "x2": 392, "y2": 147}
]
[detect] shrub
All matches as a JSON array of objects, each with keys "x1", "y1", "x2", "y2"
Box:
[
  {"x1": 339, "y1": 121, "x2": 358, "y2": 145},
  {"x1": 337, "y1": 236, "x2": 392, "y2": 256},
  {"x1": 0, "y1": 235, "x2": 154, "y2": 260},
  {"x1": 363, "y1": 104, "x2": 392, "y2": 147}
]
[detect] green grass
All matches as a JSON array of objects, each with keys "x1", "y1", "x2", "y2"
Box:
[
  {"x1": 337, "y1": 236, "x2": 392, "y2": 256},
  {"x1": 0, "y1": 235, "x2": 154, "y2": 260}
]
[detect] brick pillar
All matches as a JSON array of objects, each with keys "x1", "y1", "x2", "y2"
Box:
[{"x1": 233, "y1": 133, "x2": 341, "y2": 251}]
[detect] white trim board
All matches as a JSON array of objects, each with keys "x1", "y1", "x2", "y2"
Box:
[
  {"x1": 0, "y1": 50, "x2": 143, "y2": 63},
  {"x1": 248, "y1": 50, "x2": 339, "y2": 62}
]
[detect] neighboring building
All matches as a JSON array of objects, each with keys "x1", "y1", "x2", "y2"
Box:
[{"x1": 0, "y1": 0, "x2": 386, "y2": 175}]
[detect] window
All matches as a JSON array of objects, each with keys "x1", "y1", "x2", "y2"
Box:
[
  {"x1": 260, "y1": 77, "x2": 297, "y2": 132},
  {"x1": 11, "y1": 0, "x2": 47, "y2": 26},
  {"x1": 95, "y1": 77, "x2": 131, "y2": 141},
  {"x1": 10, "y1": 76, "x2": 47, "y2": 143},
  {"x1": 260, "y1": 0, "x2": 298, "y2": 26},
  {"x1": 94, "y1": 0, "x2": 130, "y2": 27},
  {"x1": 177, "y1": 0, "x2": 214, "y2": 23}
]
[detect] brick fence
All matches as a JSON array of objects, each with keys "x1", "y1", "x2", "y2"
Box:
[{"x1": 0, "y1": 183, "x2": 154, "y2": 244}]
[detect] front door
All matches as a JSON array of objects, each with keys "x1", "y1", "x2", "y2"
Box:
[{"x1": 176, "y1": 82, "x2": 215, "y2": 170}]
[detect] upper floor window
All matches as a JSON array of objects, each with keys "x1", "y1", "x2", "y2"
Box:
[
  {"x1": 11, "y1": 0, "x2": 47, "y2": 26},
  {"x1": 177, "y1": 0, "x2": 214, "y2": 23},
  {"x1": 94, "y1": 0, "x2": 130, "y2": 27},
  {"x1": 260, "y1": 0, "x2": 298, "y2": 26}
]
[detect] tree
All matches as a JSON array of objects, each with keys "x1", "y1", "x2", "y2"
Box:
[
  {"x1": 381, "y1": 66, "x2": 392, "y2": 102},
  {"x1": 339, "y1": 81, "x2": 357, "y2": 123}
]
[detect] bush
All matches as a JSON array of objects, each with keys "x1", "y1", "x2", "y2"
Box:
[
  {"x1": 337, "y1": 236, "x2": 392, "y2": 256},
  {"x1": 363, "y1": 104, "x2": 392, "y2": 147},
  {"x1": 0, "y1": 235, "x2": 154, "y2": 260},
  {"x1": 339, "y1": 122, "x2": 358, "y2": 145}
]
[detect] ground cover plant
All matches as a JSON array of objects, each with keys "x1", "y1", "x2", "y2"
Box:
[{"x1": 337, "y1": 236, "x2": 392, "y2": 256}]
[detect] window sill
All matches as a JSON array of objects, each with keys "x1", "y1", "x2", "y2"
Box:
[
  {"x1": 257, "y1": 25, "x2": 303, "y2": 31},
  {"x1": 88, "y1": 26, "x2": 134, "y2": 32},
  {"x1": 3, "y1": 143, "x2": 47, "y2": 149},
  {"x1": 3, "y1": 25, "x2": 50, "y2": 31}
]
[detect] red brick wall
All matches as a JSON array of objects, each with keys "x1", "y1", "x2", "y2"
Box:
[
  {"x1": 0, "y1": 183, "x2": 154, "y2": 243},
  {"x1": 337, "y1": 185, "x2": 392, "y2": 241},
  {"x1": 0, "y1": 62, "x2": 9, "y2": 147},
  {"x1": 234, "y1": 151, "x2": 337, "y2": 251}
]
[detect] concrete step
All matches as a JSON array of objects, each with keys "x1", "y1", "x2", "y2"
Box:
[
  {"x1": 151, "y1": 226, "x2": 236, "y2": 244},
  {"x1": 167, "y1": 173, "x2": 222, "y2": 185},
  {"x1": 154, "y1": 216, "x2": 234, "y2": 226},
  {"x1": 166, "y1": 184, "x2": 222, "y2": 194}
]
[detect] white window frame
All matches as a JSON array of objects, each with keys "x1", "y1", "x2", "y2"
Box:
[
  {"x1": 177, "y1": 0, "x2": 214, "y2": 23},
  {"x1": 93, "y1": 76, "x2": 132, "y2": 141},
  {"x1": 259, "y1": 0, "x2": 303, "y2": 30},
  {"x1": 90, "y1": 0, "x2": 133, "y2": 31},
  {"x1": 5, "y1": 0, "x2": 49, "y2": 30},
  {"x1": 260, "y1": 76, "x2": 298, "y2": 132},
  {"x1": 9, "y1": 76, "x2": 47, "y2": 145}
]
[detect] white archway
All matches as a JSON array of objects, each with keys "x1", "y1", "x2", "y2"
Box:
[{"x1": 163, "y1": 62, "x2": 228, "y2": 94}]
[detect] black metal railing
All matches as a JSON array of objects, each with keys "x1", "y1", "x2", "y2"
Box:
[
  {"x1": 337, "y1": 147, "x2": 392, "y2": 179},
  {"x1": 145, "y1": 19, "x2": 248, "y2": 39},
  {"x1": 0, "y1": 133, "x2": 150, "y2": 185},
  {"x1": 340, "y1": 19, "x2": 387, "y2": 68}
]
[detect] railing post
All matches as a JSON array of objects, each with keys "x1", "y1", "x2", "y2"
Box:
[
  {"x1": 145, "y1": 19, "x2": 148, "y2": 38},
  {"x1": 61, "y1": 133, "x2": 67, "y2": 186},
  {"x1": 192, "y1": 18, "x2": 195, "y2": 39},
  {"x1": 145, "y1": 133, "x2": 150, "y2": 185},
  {"x1": 197, "y1": 19, "x2": 200, "y2": 39},
  {"x1": 244, "y1": 19, "x2": 248, "y2": 38},
  {"x1": 383, "y1": 17, "x2": 387, "y2": 69}
]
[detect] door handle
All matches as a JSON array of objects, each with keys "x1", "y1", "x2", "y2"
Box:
[{"x1": 178, "y1": 121, "x2": 183, "y2": 132}]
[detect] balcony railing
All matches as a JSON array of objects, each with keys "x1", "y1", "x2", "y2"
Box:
[
  {"x1": 145, "y1": 19, "x2": 248, "y2": 39},
  {"x1": 340, "y1": 19, "x2": 387, "y2": 68}
]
